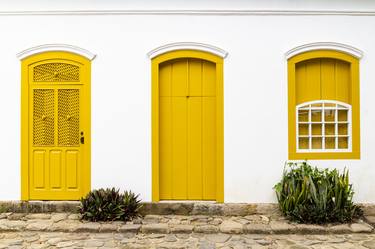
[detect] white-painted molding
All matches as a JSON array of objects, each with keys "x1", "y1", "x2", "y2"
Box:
[
  {"x1": 2, "y1": 10, "x2": 375, "y2": 16},
  {"x1": 285, "y1": 42, "x2": 363, "y2": 59},
  {"x1": 147, "y1": 42, "x2": 228, "y2": 59},
  {"x1": 17, "y1": 44, "x2": 96, "y2": 60}
]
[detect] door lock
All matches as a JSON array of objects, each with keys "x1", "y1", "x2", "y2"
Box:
[{"x1": 80, "y1": 131, "x2": 84, "y2": 144}]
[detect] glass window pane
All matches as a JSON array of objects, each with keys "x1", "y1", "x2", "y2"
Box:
[
  {"x1": 298, "y1": 124, "x2": 309, "y2": 136},
  {"x1": 298, "y1": 110, "x2": 309, "y2": 122},
  {"x1": 298, "y1": 137, "x2": 309, "y2": 149},
  {"x1": 324, "y1": 103, "x2": 336, "y2": 107},
  {"x1": 311, "y1": 103, "x2": 322, "y2": 107},
  {"x1": 325, "y1": 137, "x2": 335, "y2": 149},
  {"x1": 338, "y1": 137, "x2": 348, "y2": 149},
  {"x1": 338, "y1": 110, "x2": 348, "y2": 122},
  {"x1": 324, "y1": 110, "x2": 335, "y2": 122},
  {"x1": 338, "y1": 124, "x2": 348, "y2": 136},
  {"x1": 325, "y1": 124, "x2": 335, "y2": 135},
  {"x1": 312, "y1": 124, "x2": 322, "y2": 135},
  {"x1": 311, "y1": 110, "x2": 322, "y2": 122},
  {"x1": 312, "y1": 137, "x2": 322, "y2": 149}
]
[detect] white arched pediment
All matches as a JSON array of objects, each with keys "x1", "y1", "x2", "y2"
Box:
[
  {"x1": 17, "y1": 44, "x2": 96, "y2": 60},
  {"x1": 147, "y1": 42, "x2": 228, "y2": 59},
  {"x1": 285, "y1": 42, "x2": 363, "y2": 59}
]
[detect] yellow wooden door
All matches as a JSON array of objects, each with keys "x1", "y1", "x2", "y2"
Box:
[
  {"x1": 159, "y1": 58, "x2": 217, "y2": 200},
  {"x1": 22, "y1": 52, "x2": 91, "y2": 200}
]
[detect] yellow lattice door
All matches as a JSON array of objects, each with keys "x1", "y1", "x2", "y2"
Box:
[
  {"x1": 28, "y1": 58, "x2": 88, "y2": 200},
  {"x1": 159, "y1": 58, "x2": 217, "y2": 200}
]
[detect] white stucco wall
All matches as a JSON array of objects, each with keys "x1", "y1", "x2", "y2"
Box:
[{"x1": 0, "y1": 1, "x2": 375, "y2": 203}]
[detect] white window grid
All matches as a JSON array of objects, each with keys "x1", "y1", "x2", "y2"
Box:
[{"x1": 296, "y1": 100, "x2": 352, "y2": 153}]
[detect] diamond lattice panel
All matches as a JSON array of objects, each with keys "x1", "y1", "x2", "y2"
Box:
[
  {"x1": 33, "y1": 89, "x2": 55, "y2": 146},
  {"x1": 34, "y1": 63, "x2": 79, "y2": 82},
  {"x1": 58, "y1": 89, "x2": 80, "y2": 146}
]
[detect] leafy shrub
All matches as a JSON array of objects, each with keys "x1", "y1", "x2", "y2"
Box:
[
  {"x1": 274, "y1": 161, "x2": 363, "y2": 224},
  {"x1": 79, "y1": 188, "x2": 142, "y2": 222}
]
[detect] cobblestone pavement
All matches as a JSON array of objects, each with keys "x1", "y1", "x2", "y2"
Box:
[
  {"x1": 0, "y1": 213, "x2": 373, "y2": 235},
  {"x1": 1, "y1": 231, "x2": 375, "y2": 248}
]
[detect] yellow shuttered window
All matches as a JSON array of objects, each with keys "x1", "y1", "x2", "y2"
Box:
[{"x1": 288, "y1": 50, "x2": 360, "y2": 159}]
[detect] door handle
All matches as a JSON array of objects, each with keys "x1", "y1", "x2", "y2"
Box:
[{"x1": 80, "y1": 131, "x2": 84, "y2": 144}]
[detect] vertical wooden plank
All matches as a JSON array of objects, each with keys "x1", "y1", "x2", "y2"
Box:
[
  {"x1": 306, "y1": 59, "x2": 321, "y2": 101},
  {"x1": 159, "y1": 63, "x2": 171, "y2": 97},
  {"x1": 171, "y1": 60, "x2": 188, "y2": 97},
  {"x1": 202, "y1": 61, "x2": 216, "y2": 96},
  {"x1": 336, "y1": 60, "x2": 351, "y2": 104},
  {"x1": 66, "y1": 150, "x2": 78, "y2": 189},
  {"x1": 171, "y1": 97, "x2": 188, "y2": 199},
  {"x1": 295, "y1": 62, "x2": 307, "y2": 105},
  {"x1": 50, "y1": 150, "x2": 62, "y2": 189},
  {"x1": 321, "y1": 59, "x2": 336, "y2": 100},
  {"x1": 189, "y1": 59, "x2": 202, "y2": 96},
  {"x1": 202, "y1": 97, "x2": 216, "y2": 199},
  {"x1": 187, "y1": 97, "x2": 202, "y2": 199},
  {"x1": 33, "y1": 150, "x2": 45, "y2": 189},
  {"x1": 159, "y1": 97, "x2": 173, "y2": 199}
]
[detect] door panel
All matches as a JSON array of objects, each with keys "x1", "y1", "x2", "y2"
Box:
[
  {"x1": 159, "y1": 58, "x2": 217, "y2": 200},
  {"x1": 171, "y1": 97, "x2": 188, "y2": 199},
  {"x1": 29, "y1": 85, "x2": 83, "y2": 199}
]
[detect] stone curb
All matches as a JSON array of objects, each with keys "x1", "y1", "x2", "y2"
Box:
[
  {"x1": 0, "y1": 214, "x2": 373, "y2": 235},
  {"x1": 1, "y1": 201, "x2": 374, "y2": 216}
]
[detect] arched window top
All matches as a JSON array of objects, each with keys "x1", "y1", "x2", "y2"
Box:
[
  {"x1": 285, "y1": 42, "x2": 363, "y2": 60},
  {"x1": 296, "y1": 100, "x2": 351, "y2": 109},
  {"x1": 148, "y1": 42, "x2": 228, "y2": 60},
  {"x1": 17, "y1": 44, "x2": 96, "y2": 61}
]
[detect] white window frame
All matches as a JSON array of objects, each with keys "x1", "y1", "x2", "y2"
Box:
[{"x1": 296, "y1": 100, "x2": 352, "y2": 153}]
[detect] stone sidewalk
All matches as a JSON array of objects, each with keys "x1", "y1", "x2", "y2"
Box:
[
  {"x1": 0, "y1": 212, "x2": 373, "y2": 235},
  {"x1": 2, "y1": 232, "x2": 375, "y2": 248}
]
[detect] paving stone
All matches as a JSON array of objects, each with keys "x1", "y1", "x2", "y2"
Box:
[
  {"x1": 194, "y1": 225, "x2": 219, "y2": 233},
  {"x1": 0, "y1": 213, "x2": 9, "y2": 219},
  {"x1": 0, "y1": 220, "x2": 26, "y2": 231},
  {"x1": 270, "y1": 220, "x2": 296, "y2": 233},
  {"x1": 26, "y1": 220, "x2": 53, "y2": 231},
  {"x1": 119, "y1": 224, "x2": 141, "y2": 233},
  {"x1": 164, "y1": 234, "x2": 177, "y2": 242},
  {"x1": 329, "y1": 224, "x2": 352, "y2": 233},
  {"x1": 206, "y1": 233, "x2": 231, "y2": 243},
  {"x1": 350, "y1": 223, "x2": 374, "y2": 233},
  {"x1": 289, "y1": 245, "x2": 311, "y2": 249},
  {"x1": 244, "y1": 223, "x2": 272, "y2": 234},
  {"x1": 100, "y1": 223, "x2": 119, "y2": 232},
  {"x1": 75, "y1": 222, "x2": 100, "y2": 232},
  {"x1": 51, "y1": 213, "x2": 68, "y2": 222},
  {"x1": 84, "y1": 240, "x2": 105, "y2": 247},
  {"x1": 365, "y1": 216, "x2": 375, "y2": 226},
  {"x1": 7, "y1": 213, "x2": 26, "y2": 220},
  {"x1": 56, "y1": 241, "x2": 77, "y2": 248},
  {"x1": 46, "y1": 237, "x2": 67, "y2": 245},
  {"x1": 141, "y1": 224, "x2": 169, "y2": 234},
  {"x1": 295, "y1": 224, "x2": 326, "y2": 234},
  {"x1": 25, "y1": 213, "x2": 51, "y2": 220},
  {"x1": 49, "y1": 220, "x2": 80, "y2": 232},
  {"x1": 220, "y1": 220, "x2": 243, "y2": 234},
  {"x1": 67, "y1": 213, "x2": 80, "y2": 220},
  {"x1": 198, "y1": 241, "x2": 216, "y2": 249},
  {"x1": 362, "y1": 239, "x2": 375, "y2": 249},
  {"x1": 143, "y1": 215, "x2": 162, "y2": 224}
]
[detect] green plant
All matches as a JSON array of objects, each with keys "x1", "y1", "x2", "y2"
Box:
[
  {"x1": 79, "y1": 188, "x2": 142, "y2": 222},
  {"x1": 274, "y1": 161, "x2": 363, "y2": 224}
]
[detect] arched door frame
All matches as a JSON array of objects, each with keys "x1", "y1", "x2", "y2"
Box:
[
  {"x1": 151, "y1": 49, "x2": 224, "y2": 202},
  {"x1": 19, "y1": 45, "x2": 95, "y2": 200}
]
